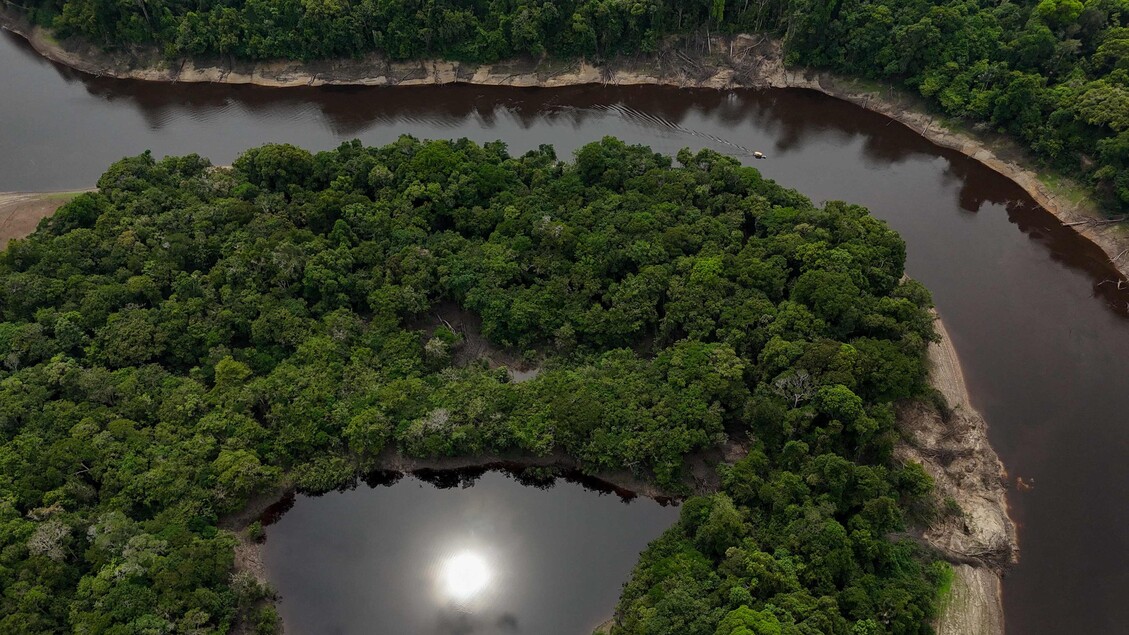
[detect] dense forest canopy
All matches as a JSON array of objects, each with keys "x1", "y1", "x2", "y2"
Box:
[
  {"x1": 0, "y1": 138, "x2": 945, "y2": 634},
  {"x1": 10, "y1": 0, "x2": 1129, "y2": 215}
]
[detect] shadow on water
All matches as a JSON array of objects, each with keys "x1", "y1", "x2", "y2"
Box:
[{"x1": 259, "y1": 463, "x2": 678, "y2": 529}]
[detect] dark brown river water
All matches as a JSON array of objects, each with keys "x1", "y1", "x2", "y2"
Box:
[{"x1": 4, "y1": 29, "x2": 1129, "y2": 634}]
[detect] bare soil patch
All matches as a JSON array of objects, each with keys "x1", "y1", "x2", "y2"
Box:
[{"x1": 0, "y1": 191, "x2": 83, "y2": 245}]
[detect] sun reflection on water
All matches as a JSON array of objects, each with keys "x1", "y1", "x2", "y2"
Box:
[{"x1": 438, "y1": 550, "x2": 493, "y2": 604}]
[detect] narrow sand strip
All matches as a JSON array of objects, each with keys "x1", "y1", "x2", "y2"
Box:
[{"x1": 0, "y1": 191, "x2": 87, "y2": 245}]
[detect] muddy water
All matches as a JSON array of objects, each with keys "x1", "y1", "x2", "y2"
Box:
[{"x1": 4, "y1": 28, "x2": 1129, "y2": 634}]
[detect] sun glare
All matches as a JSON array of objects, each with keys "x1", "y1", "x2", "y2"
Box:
[{"x1": 441, "y1": 551, "x2": 492, "y2": 602}]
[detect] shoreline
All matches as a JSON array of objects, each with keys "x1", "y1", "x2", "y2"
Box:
[
  {"x1": 905, "y1": 315, "x2": 1017, "y2": 635},
  {"x1": 0, "y1": 190, "x2": 88, "y2": 244},
  {"x1": 2, "y1": 14, "x2": 1127, "y2": 282}
]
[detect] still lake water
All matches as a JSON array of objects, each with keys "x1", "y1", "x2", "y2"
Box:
[
  {"x1": 260, "y1": 469, "x2": 678, "y2": 635},
  {"x1": 4, "y1": 29, "x2": 1129, "y2": 634}
]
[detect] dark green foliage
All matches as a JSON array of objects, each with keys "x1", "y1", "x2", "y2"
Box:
[
  {"x1": 615, "y1": 443, "x2": 946, "y2": 635},
  {"x1": 0, "y1": 138, "x2": 939, "y2": 633},
  {"x1": 776, "y1": 0, "x2": 1129, "y2": 214},
  {"x1": 13, "y1": 0, "x2": 1128, "y2": 213}
]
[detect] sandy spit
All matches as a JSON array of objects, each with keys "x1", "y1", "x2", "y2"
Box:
[{"x1": 0, "y1": 191, "x2": 89, "y2": 244}]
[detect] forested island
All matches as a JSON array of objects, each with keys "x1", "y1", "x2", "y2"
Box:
[
  {"x1": 7, "y1": 0, "x2": 1128, "y2": 218},
  {"x1": 0, "y1": 138, "x2": 968, "y2": 634}
]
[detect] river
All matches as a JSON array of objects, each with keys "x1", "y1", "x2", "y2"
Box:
[{"x1": 3, "y1": 29, "x2": 1129, "y2": 634}]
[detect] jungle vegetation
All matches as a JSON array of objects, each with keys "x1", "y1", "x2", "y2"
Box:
[
  {"x1": 10, "y1": 0, "x2": 1129, "y2": 215},
  {"x1": 0, "y1": 138, "x2": 944, "y2": 634}
]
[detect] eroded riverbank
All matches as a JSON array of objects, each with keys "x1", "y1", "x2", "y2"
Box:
[
  {"x1": 3, "y1": 11, "x2": 1127, "y2": 284},
  {"x1": 907, "y1": 316, "x2": 1017, "y2": 635}
]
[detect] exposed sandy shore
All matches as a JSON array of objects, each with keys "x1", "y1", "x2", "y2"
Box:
[
  {"x1": 775, "y1": 72, "x2": 1129, "y2": 284},
  {"x1": 3, "y1": 12, "x2": 1127, "y2": 282},
  {"x1": 899, "y1": 315, "x2": 1017, "y2": 635},
  {"x1": 937, "y1": 564, "x2": 1006, "y2": 635},
  {"x1": 0, "y1": 191, "x2": 87, "y2": 244}
]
